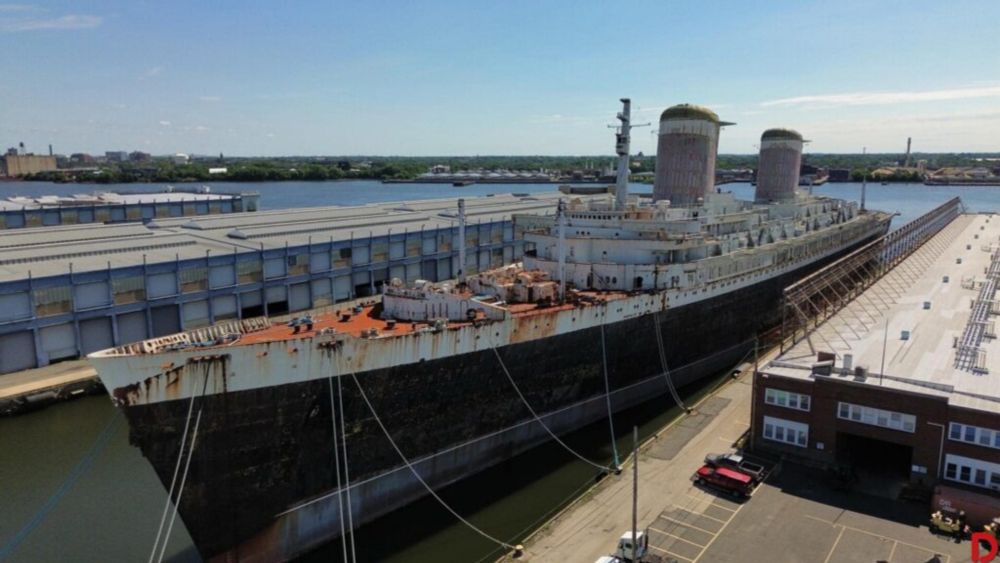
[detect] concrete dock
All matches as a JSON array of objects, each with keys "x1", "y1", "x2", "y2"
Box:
[{"x1": 512, "y1": 214, "x2": 983, "y2": 563}]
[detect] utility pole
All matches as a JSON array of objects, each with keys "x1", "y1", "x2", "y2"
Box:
[
  {"x1": 631, "y1": 425, "x2": 638, "y2": 562},
  {"x1": 861, "y1": 147, "x2": 868, "y2": 212},
  {"x1": 457, "y1": 199, "x2": 466, "y2": 284}
]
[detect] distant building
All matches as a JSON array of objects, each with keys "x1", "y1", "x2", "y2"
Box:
[
  {"x1": 430, "y1": 164, "x2": 451, "y2": 174},
  {"x1": 172, "y1": 153, "x2": 190, "y2": 165},
  {"x1": 70, "y1": 153, "x2": 95, "y2": 164},
  {"x1": 130, "y1": 151, "x2": 152, "y2": 162},
  {"x1": 105, "y1": 151, "x2": 129, "y2": 162},
  {"x1": 208, "y1": 167, "x2": 228, "y2": 175},
  {"x1": 1, "y1": 154, "x2": 57, "y2": 177}
]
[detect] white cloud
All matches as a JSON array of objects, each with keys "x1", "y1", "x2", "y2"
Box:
[
  {"x1": 139, "y1": 66, "x2": 162, "y2": 80},
  {"x1": 158, "y1": 120, "x2": 171, "y2": 126},
  {"x1": 0, "y1": 14, "x2": 101, "y2": 32},
  {"x1": 0, "y1": 4, "x2": 41, "y2": 12},
  {"x1": 761, "y1": 85, "x2": 1000, "y2": 108},
  {"x1": 194, "y1": 125, "x2": 209, "y2": 131}
]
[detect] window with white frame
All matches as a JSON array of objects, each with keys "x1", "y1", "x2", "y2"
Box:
[
  {"x1": 762, "y1": 416, "x2": 808, "y2": 448},
  {"x1": 764, "y1": 388, "x2": 811, "y2": 411},
  {"x1": 948, "y1": 422, "x2": 1000, "y2": 450},
  {"x1": 837, "y1": 402, "x2": 915, "y2": 433},
  {"x1": 943, "y1": 454, "x2": 1000, "y2": 491}
]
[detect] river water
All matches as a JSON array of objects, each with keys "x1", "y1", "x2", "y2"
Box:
[{"x1": 0, "y1": 180, "x2": 996, "y2": 562}]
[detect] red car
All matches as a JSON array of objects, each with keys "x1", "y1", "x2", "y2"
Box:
[{"x1": 695, "y1": 465, "x2": 755, "y2": 498}]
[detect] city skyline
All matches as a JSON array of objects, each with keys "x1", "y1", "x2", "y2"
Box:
[{"x1": 2, "y1": 0, "x2": 999, "y2": 156}]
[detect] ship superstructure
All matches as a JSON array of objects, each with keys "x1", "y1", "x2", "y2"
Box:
[{"x1": 89, "y1": 100, "x2": 891, "y2": 562}]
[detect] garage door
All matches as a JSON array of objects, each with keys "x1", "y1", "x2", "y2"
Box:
[
  {"x1": 147, "y1": 273, "x2": 177, "y2": 298},
  {"x1": 116, "y1": 311, "x2": 148, "y2": 344},
  {"x1": 40, "y1": 323, "x2": 77, "y2": 362},
  {"x1": 182, "y1": 300, "x2": 210, "y2": 328},
  {"x1": 209, "y1": 265, "x2": 235, "y2": 288},
  {"x1": 0, "y1": 292, "x2": 32, "y2": 323},
  {"x1": 213, "y1": 295, "x2": 238, "y2": 321},
  {"x1": 0, "y1": 331, "x2": 36, "y2": 373},
  {"x1": 79, "y1": 317, "x2": 114, "y2": 354},
  {"x1": 289, "y1": 283, "x2": 310, "y2": 312},
  {"x1": 75, "y1": 282, "x2": 110, "y2": 309},
  {"x1": 151, "y1": 305, "x2": 181, "y2": 337},
  {"x1": 333, "y1": 276, "x2": 351, "y2": 301}
]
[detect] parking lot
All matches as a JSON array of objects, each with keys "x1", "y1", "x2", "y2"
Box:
[{"x1": 649, "y1": 462, "x2": 970, "y2": 563}]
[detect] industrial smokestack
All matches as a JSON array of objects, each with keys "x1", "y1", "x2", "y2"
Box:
[
  {"x1": 653, "y1": 104, "x2": 733, "y2": 206},
  {"x1": 904, "y1": 137, "x2": 912, "y2": 168},
  {"x1": 755, "y1": 128, "x2": 804, "y2": 203},
  {"x1": 49, "y1": 144, "x2": 53, "y2": 156}
]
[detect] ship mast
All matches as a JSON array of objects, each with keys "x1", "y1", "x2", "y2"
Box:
[
  {"x1": 458, "y1": 198, "x2": 467, "y2": 283},
  {"x1": 556, "y1": 198, "x2": 567, "y2": 302},
  {"x1": 612, "y1": 98, "x2": 648, "y2": 211}
]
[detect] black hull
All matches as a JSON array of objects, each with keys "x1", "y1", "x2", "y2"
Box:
[{"x1": 121, "y1": 230, "x2": 885, "y2": 559}]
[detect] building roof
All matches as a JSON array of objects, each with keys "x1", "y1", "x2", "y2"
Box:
[
  {"x1": 761, "y1": 213, "x2": 1000, "y2": 413},
  {"x1": 0, "y1": 192, "x2": 576, "y2": 283},
  {"x1": 761, "y1": 128, "x2": 804, "y2": 142}
]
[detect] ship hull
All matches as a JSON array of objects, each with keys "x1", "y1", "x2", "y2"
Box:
[{"x1": 117, "y1": 227, "x2": 887, "y2": 561}]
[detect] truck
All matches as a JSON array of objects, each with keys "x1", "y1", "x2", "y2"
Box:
[
  {"x1": 695, "y1": 464, "x2": 755, "y2": 498},
  {"x1": 704, "y1": 452, "x2": 766, "y2": 483},
  {"x1": 593, "y1": 530, "x2": 648, "y2": 563}
]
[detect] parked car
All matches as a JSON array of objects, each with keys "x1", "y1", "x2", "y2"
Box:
[
  {"x1": 703, "y1": 452, "x2": 766, "y2": 482},
  {"x1": 695, "y1": 464, "x2": 755, "y2": 498}
]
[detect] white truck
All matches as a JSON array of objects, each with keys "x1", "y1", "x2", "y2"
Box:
[{"x1": 594, "y1": 530, "x2": 648, "y2": 563}]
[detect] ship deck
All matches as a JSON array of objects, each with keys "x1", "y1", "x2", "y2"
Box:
[{"x1": 232, "y1": 290, "x2": 633, "y2": 347}]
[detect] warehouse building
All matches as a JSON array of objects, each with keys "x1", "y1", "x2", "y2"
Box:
[
  {"x1": 0, "y1": 193, "x2": 564, "y2": 375},
  {"x1": 753, "y1": 212, "x2": 1000, "y2": 506},
  {"x1": 0, "y1": 190, "x2": 259, "y2": 230},
  {"x1": 1, "y1": 154, "x2": 57, "y2": 177}
]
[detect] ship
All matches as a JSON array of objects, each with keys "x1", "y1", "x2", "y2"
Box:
[{"x1": 88, "y1": 100, "x2": 892, "y2": 562}]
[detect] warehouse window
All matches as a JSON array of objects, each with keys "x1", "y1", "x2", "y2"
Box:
[
  {"x1": 948, "y1": 422, "x2": 1000, "y2": 450},
  {"x1": 112, "y1": 276, "x2": 146, "y2": 305},
  {"x1": 762, "y1": 416, "x2": 808, "y2": 448},
  {"x1": 333, "y1": 247, "x2": 352, "y2": 269},
  {"x1": 237, "y1": 260, "x2": 263, "y2": 284},
  {"x1": 287, "y1": 254, "x2": 308, "y2": 276},
  {"x1": 764, "y1": 388, "x2": 810, "y2": 411},
  {"x1": 179, "y1": 267, "x2": 208, "y2": 293},
  {"x1": 34, "y1": 286, "x2": 72, "y2": 317},
  {"x1": 837, "y1": 402, "x2": 915, "y2": 433},
  {"x1": 944, "y1": 454, "x2": 1000, "y2": 491}
]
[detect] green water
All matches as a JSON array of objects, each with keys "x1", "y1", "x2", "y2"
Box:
[{"x1": 0, "y1": 367, "x2": 734, "y2": 563}]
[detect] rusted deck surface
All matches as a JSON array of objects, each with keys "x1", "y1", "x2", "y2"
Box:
[{"x1": 226, "y1": 290, "x2": 634, "y2": 348}]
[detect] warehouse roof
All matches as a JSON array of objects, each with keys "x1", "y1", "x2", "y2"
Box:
[
  {"x1": 0, "y1": 192, "x2": 572, "y2": 283},
  {"x1": 0, "y1": 190, "x2": 243, "y2": 211},
  {"x1": 762, "y1": 212, "x2": 1000, "y2": 412}
]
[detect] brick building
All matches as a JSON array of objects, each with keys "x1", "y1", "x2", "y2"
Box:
[{"x1": 752, "y1": 213, "x2": 1000, "y2": 508}]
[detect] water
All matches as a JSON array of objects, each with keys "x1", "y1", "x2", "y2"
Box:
[
  {"x1": 0, "y1": 179, "x2": 997, "y2": 562},
  {"x1": 6, "y1": 179, "x2": 999, "y2": 226}
]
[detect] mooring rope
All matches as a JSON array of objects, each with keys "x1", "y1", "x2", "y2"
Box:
[
  {"x1": 349, "y1": 372, "x2": 516, "y2": 550},
  {"x1": 328, "y1": 377, "x2": 350, "y2": 563},
  {"x1": 653, "y1": 312, "x2": 689, "y2": 412},
  {"x1": 148, "y1": 381, "x2": 200, "y2": 563},
  {"x1": 0, "y1": 411, "x2": 121, "y2": 561},
  {"x1": 157, "y1": 408, "x2": 203, "y2": 563},
  {"x1": 336, "y1": 374, "x2": 358, "y2": 563},
  {"x1": 490, "y1": 346, "x2": 614, "y2": 473},
  {"x1": 599, "y1": 323, "x2": 621, "y2": 469}
]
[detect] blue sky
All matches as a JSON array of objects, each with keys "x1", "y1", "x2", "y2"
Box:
[{"x1": 2, "y1": 1, "x2": 998, "y2": 156}]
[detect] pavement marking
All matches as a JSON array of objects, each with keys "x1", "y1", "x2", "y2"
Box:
[
  {"x1": 689, "y1": 497, "x2": 747, "y2": 562},
  {"x1": 887, "y1": 540, "x2": 898, "y2": 562},
  {"x1": 648, "y1": 526, "x2": 706, "y2": 548},
  {"x1": 673, "y1": 505, "x2": 728, "y2": 525},
  {"x1": 648, "y1": 544, "x2": 693, "y2": 561},
  {"x1": 803, "y1": 514, "x2": 837, "y2": 526},
  {"x1": 705, "y1": 501, "x2": 736, "y2": 513},
  {"x1": 836, "y1": 523, "x2": 947, "y2": 562},
  {"x1": 822, "y1": 526, "x2": 847, "y2": 563},
  {"x1": 657, "y1": 515, "x2": 718, "y2": 536}
]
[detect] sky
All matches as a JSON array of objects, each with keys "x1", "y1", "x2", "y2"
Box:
[{"x1": 1, "y1": 1, "x2": 999, "y2": 156}]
